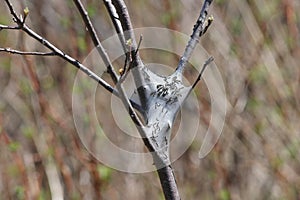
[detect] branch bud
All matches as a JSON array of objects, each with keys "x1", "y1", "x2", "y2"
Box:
[
  {"x1": 23, "y1": 7, "x2": 29, "y2": 22},
  {"x1": 126, "y1": 38, "x2": 132, "y2": 47}
]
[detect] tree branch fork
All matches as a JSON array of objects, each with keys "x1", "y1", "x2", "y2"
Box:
[{"x1": 0, "y1": 0, "x2": 214, "y2": 199}]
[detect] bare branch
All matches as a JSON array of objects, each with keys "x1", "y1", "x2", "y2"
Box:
[
  {"x1": 108, "y1": 2, "x2": 184, "y2": 195},
  {"x1": 0, "y1": 48, "x2": 56, "y2": 56},
  {"x1": 192, "y1": 56, "x2": 214, "y2": 89},
  {"x1": 135, "y1": 35, "x2": 143, "y2": 55},
  {"x1": 112, "y1": 0, "x2": 134, "y2": 41},
  {"x1": 23, "y1": 24, "x2": 116, "y2": 94},
  {"x1": 1, "y1": 1, "x2": 216, "y2": 200},
  {"x1": 200, "y1": 16, "x2": 214, "y2": 36},
  {"x1": 115, "y1": 83, "x2": 148, "y2": 135},
  {"x1": 4, "y1": 0, "x2": 22, "y2": 25},
  {"x1": 2, "y1": 0, "x2": 116, "y2": 95},
  {"x1": 2, "y1": 0, "x2": 143, "y2": 112},
  {"x1": 112, "y1": 0, "x2": 143, "y2": 67},
  {"x1": 176, "y1": 0, "x2": 213, "y2": 73},
  {"x1": 157, "y1": 166, "x2": 180, "y2": 200},
  {"x1": 103, "y1": 0, "x2": 127, "y2": 53},
  {"x1": 72, "y1": 0, "x2": 119, "y2": 83},
  {"x1": 0, "y1": 24, "x2": 20, "y2": 30},
  {"x1": 111, "y1": 0, "x2": 150, "y2": 114},
  {"x1": 105, "y1": 2, "x2": 152, "y2": 147},
  {"x1": 119, "y1": 35, "x2": 143, "y2": 82}
]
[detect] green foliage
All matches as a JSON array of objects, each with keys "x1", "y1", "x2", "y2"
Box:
[
  {"x1": 22, "y1": 125, "x2": 34, "y2": 139},
  {"x1": 245, "y1": 97, "x2": 260, "y2": 112},
  {"x1": 254, "y1": 118, "x2": 267, "y2": 135},
  {"x1": 249, "y1": 64, "x2": 268, "y2": 84},
  {"x1": 8, "y1": 141, "x2": 20, "y2": 152},
  {"x1": 77, "y1": 36, "x2": 87, "y2": 52},
  {"x1": 60, "y1": 17, "x2": 71, "y2": 29},
  {"x1": 7, "y1": 163, "x2": 20, "y2": 177},
  {"x1": 71, "y1": 192, "x2": 81, "y2": 200},
  {"x1": 215, "y1": 0, "x2": 226, "y2": 6},
  {"x1": 47, "y1": 146, "x2": 55, "y2": 157},
  {"x1": 19, "y1": 78, "x2": 33, "y2": 95},
  {"x1": 271, "y1": 156, "x2": 283, "y2": 170},
  {"x1": 0, "y1": 12, "x2": 9, "y2": 25},
  {"x1": 97, "y1": 165, "x2": 112, "y2": 182},
  {"x1": 87, "y1": 4, "x2": 97, "y2": 18},
  {"x1": 256, "y1": 0, "x2": 280, "y2": 22},
  {"x1": 161, "y1": 13, "x2": 172, "y2": 26},
  {"x1": 38, "y1": 189, "x2": 50, "y2": 200},
  {"x1": 14, "y1": 186, "x2": 25, "y2": 200},
  {"x1": 286, "y1": 140, "x2": 300, "y2": 160},
  {"x1": 218, "y1": 189, "x2": 230, "y2": 200},
  {"x1": 41, "y1": 75, "x2": 54, "y2": 90},
  {"x1": 0, "y1": 58, "x2": 12, "y2": 71},
  {"x1": 230, "y1": 16, "x2": 243, "y2": 36}
]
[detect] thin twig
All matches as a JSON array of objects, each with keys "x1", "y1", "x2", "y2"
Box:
[
  {"x1": 135, "y1": 35, "x2": 143, "y2": 56},
  {"x1": 2, "y1": 0, "x2": 116, "y2": 95},
  {"x1": 102, "y1": 2, "x2": 148, "y2": 136},
  {"x1": 112, "y1": 0, "x2": 148, "y2": 111},
  {"x1": 112, "y1": 0, "x2": 143, "y2": 66},
  {"x1": 2, "y1": 0, "x2": 143, "y2": 112},
  {"x1": 176, "y1": 0, "x2": 213, "y2": 73},
  {"x1": 119, "y1": 35, "x2": 143, "y2": 82},
  {"x1": 72, "y1": 0, "x2": 119, "y2": 83},
  {"x1": 72, "y1": 1, "x2": 146, "y2": 125},
  {"x1": 0, "y1": 48, "x2": 56, "y2": 56},
  {"x1": 112, "y1": 0, "x2": 134, "y2": 41},
  {"x1": 192, "y1": 56, "x2": 214, "y2": 89},
  {"x1": 108, "y1": 0, "x2": 148, "y2": 123},
  {"x1": 4, "y1": 0, "x2": 22, "y2": 25},
  {"x1": 24, "y1": 24, "x2": 116, "y2": 94},
  {"x1": 0, "y1": 24, "x2": 20, "y2": 30}
]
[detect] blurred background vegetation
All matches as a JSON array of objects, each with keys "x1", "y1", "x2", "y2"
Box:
[{"x1": 0, "y1": 0, "x2": 299, "y2": 199}]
